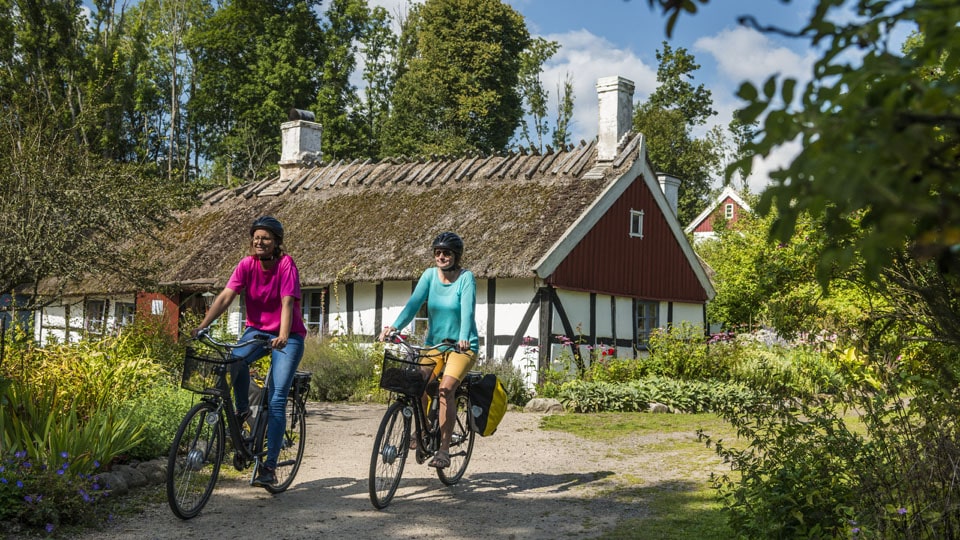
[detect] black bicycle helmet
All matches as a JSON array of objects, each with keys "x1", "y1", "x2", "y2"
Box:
[
  {"x1": 432, "y1": 231, "x2": 464, "y2": 255},
  {"x1": 250, "y1": 216, "x2": 284, "y2": 245}
]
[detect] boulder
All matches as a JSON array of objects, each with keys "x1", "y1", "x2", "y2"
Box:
[{"x1": 525, "y1": 397, "x2": 564, "y2": 413}]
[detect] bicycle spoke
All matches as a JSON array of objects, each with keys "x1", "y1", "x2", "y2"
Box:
[{"x1": 166, "y1": 402, "x2": 224, "y2": 519}]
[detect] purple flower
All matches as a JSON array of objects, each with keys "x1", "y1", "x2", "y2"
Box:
[
  {"x1": 60, "y1": 451, "x2": 69, "y2": 459},
  {"x1": 93, "y1": 460, "x2": 100, "y2": 469},
  {"x1": 57, "y1": 469, "x2": 65, "y2": 476},
  {"x1": 898, "y1": 507, "x2": 907, "y2": 515},
  {"x1": 14, "y1": 450, "x2": 26, "y2": 459},
  {"x1": 16, "y1": 480, "x2": 23, "y2": 488},
  {"x1": 24, "y1": 494, "x2": 34, "y2": 503},
  {"x1": 22, "y1": 461, "x2": 31, "y2": 468},
  {"x1": 45, "y1": 523, "x2": 55, "y2": 533},
  {"x1": 1, "y1": 478, "x2": 7, "y2": 484}
]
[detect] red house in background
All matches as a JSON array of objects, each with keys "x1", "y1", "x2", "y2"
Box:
[{"x1": 685, "y1": 186, "x2": 752, "y2": 243}]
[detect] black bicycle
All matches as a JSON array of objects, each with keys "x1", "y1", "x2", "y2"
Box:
[
  {"x1": 368, "y1": 332, "x2": 478, "y2": 509},
  {"x1": 166, "y1": 329, "x2": 311, "y2": 519}
]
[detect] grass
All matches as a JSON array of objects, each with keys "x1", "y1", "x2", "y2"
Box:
[{"x1": 541, "y1": 412, "x2": 738, "y2": 539}]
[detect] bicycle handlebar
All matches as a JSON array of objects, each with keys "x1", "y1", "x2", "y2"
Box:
[
  {"x1": 195, "y1": 328, "x2": 273, "y2": 350},
  {"x1": 382, "y1": 332, "x2": 462, "y2": 354}
]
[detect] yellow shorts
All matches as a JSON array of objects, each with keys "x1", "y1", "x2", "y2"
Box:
[{"x1": 423, "y1": 348, "x2": 477, "y2": 382}]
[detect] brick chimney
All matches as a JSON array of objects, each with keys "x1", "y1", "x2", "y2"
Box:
[
  {"x1": 596, "y1": 76, "x2": 635, "y2": 162},
  {"x1": 279, "y1": 108, "x2": 321, "y2": 181}
]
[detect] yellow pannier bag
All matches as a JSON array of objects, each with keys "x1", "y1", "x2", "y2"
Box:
[{"x1": 468, "y1": 374, "x2": 507, "y2": 436}]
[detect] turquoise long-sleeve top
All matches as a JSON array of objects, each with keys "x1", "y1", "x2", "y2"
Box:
[{"x1": 391, "y1": 267, "x2": 479, "y2": 353}]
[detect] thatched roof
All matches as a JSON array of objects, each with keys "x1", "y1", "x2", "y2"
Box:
[{"x1": 70, "y1": 134, "x2": 674, "y2": 294}]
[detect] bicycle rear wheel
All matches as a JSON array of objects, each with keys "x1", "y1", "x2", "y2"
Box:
[
  {"x1": 166, "y1": 401, "x2": 224, "y2": 519},
  {"x1": 369, "y1": 401, "x2": 410, "y2": 509},
  {"x1": 264, "y1": 394, "x2": 307, "y2": 493},
  {"x1": 437, "y1": 393, "x2": 475, "y2": 485}
]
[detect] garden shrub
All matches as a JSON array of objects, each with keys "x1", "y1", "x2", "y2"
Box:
[
  {"x1": 474, "y1": 357, "x2": 533, "y2": 406},
  {"x1": 120, "y1": 382, "x2": 195, "y2": 461},
  {"x1": 557, "y1": 377, "x2": 759, "y2": 414},
  {"x1": 298, "y1": 335, "x2": 380, "y2": 401}
]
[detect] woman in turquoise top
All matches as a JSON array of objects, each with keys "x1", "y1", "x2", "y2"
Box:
[{"x1": 378, "y1": 232, "x2": 478, "y2": 469}]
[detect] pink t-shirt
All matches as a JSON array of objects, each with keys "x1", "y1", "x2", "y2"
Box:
[{"x1": 226, "y1": 255, "x2": 307, "y2": 337}]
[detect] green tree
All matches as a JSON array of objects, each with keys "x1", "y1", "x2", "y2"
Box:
[
  {"x1": 313, "y1": 0, "x2": 375, "y2": 160},
  {"x1": 552, "y1": 71, "x2": 575, "y2": 150},
  {"x1": 381, "y1": 0, "x2": 530, "y2": 156},
  {"x1": 633, "y1": 43, "x2": 721, "y2": 224},
  {"x1": 189, "y1": 0, "x2": 324, "y2": 183},
  {"x1": 357, "y1": 5, "x2": 397, "y2": 158},
  {"x1": 646, "y1": 2, "x2": 960, "y2": 535},
  {"x1": 698, "y1": 208, "x2": 869, "y2": 338},
  {"x1": 517, "y1": 37, "x2": 560, "y2": 153}
]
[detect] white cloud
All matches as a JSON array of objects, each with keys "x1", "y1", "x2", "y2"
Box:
[
  {"x1": 696, "y1": 26, "x2": 814, "y2": 86},
  {"x1": 693, "y1": 27, "x2": 814, "y2": 192},
  {"x1": 541, "y1": 29, "x2": 655, "y2": 144}
]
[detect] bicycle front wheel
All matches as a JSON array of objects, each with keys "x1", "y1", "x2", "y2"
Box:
[
  {"x1": 437, "y1": 393, "x2": 475, "y2": 485},
  {"x1": 264, "y1": 394, "x2": 307, "y2": 494},
  {"x1": 368, "y1": 401, "x2": 411, "y2": 509},
  {"x1": 166, "y1": 401, "x2": 224, "y2": 519}
]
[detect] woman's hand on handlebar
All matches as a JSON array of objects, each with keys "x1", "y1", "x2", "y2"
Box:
[
  {"x1": 191, "y1": 327, "x2": 209, "y2": 339},
  {"x1": 378, "y1": 326, "x2": 396, "y2": 342},
  {"x1": 458, "y1": 340, "x2": 469, "y2": 353},
  {"x1": 271, "y1": 335, "x2": 288, "y2": 350}
]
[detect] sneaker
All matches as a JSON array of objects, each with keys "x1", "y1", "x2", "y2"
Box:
[{"x1": 252, "y1": 465, "x2": 276, "y2": 488}]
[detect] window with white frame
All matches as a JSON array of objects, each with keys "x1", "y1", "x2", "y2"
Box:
[
  {"x1": 85, "y1": 300, "x2": 106, "y2": 333},
  {"x1": 114, "y1": 302, "x2": 135, "y2": 328},
  {"x1": 630, "y1": 209, "x2": 644, "y2": 238},
  {"x1": 724, "y1": 203, "x2": 734, "y2": 219},
  {"x1": 303, "y1": 289, "x2": 325, "y2": 334},
  {"x1": 637, "y1": 301, "x2": 659, "y2": 349}
]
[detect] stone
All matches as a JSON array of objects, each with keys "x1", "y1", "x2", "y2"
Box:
[
  {"x1": 524, "y1": 397, "x2": 564, "y2": 413},
  {"x1": 112, "y1": 464, "x2": 148, "y2": 489},
  {"x1": 97, "y1": 471, "x2": 129, "y2": 496},
  {"x1": 648, "y1": 402, "x2": 671, "y2": 414}
]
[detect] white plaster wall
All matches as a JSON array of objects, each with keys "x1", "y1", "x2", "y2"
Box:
[
  {"x1": 351, "y1": 282, "x2": 378, "y2": 336},
  {"x1": 379, "y1": 280, "x2": 415, "y2": 334},
  {"x1": 672, "y1": 302, "x2": 706, "y2": 329},
  {"x1": 615, "y1": 297, "x2": 635, "y2": 357}
]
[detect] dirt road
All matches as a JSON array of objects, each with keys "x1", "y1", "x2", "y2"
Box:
[{"x1": 77, "y1": 402, "x2": 687, "y2": 539}]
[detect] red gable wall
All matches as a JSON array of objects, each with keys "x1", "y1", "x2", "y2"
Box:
[
  {"x1": 547, "y1": 175, "x2": 707, "y2": 303},
  {"x1": 693, "y1": 196, "x2": 744, "y2": 233}
]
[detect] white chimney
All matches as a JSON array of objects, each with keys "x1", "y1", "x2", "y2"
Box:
[
  {"x1": 279, "y1": 108, "x2": 321, "y2": 181},
  {"x1": 596, "y1": 76, "x2": 635, "y2": 162},
  {"x1": 657, "y1": 173, "x2": 681, "y2": 215}
]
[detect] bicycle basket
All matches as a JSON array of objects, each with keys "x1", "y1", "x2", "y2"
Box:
[
  {"x1": 181, "y1": 348, "x2": 227, "y2": 395},
  {"x1": 379, "y1": 348, "x2": 432, "y2": 396}
]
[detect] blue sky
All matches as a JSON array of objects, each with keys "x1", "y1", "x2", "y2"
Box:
[{"x1": 368, "y1": 0, "x2": 831, "y2": 191}]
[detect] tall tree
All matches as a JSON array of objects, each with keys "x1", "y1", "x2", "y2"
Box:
[
  {"x1": 357, "y1": 5, "x2": 397, "y2": 158},
  {"x1": 517, "y1": 37, "x2": 559, "y2": 153},
  {"x1": 314, "y1": 0, "x2": 380, "y2": 160},
  {"x1": 381, "y1": 0, "x2": 530, "y2": 156},
  {"x1": 552, "y1": 71, "x2": 575, "y2": 150},
  {"x1": 190, "y1": 0, "x2": 324, "y2": 183},
  {"x1": 633, "y1": 42, "x2": 721, "y2": 224}
]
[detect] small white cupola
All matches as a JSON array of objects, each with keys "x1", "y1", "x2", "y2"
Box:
[{"x1": 279, "y1": 108, "x2": 322, "y2": 181}]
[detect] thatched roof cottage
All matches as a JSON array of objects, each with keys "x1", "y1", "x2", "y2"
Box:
[{"x1": 34, "y1": 76, "x2": 714, "y2": 381}]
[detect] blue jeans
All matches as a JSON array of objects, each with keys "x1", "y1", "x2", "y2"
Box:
[{"x1": 231, "y1": 327, "x2": 305, "y2": 469}]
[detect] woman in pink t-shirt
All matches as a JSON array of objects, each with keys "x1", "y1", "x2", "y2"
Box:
[{"x1": 193, "y1": 216, "x2": 307, "y2": 488}]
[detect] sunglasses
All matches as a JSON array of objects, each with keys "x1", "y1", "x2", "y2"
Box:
[{"x1": 434, "y1": 249, "x2": 453, "y2": 258}]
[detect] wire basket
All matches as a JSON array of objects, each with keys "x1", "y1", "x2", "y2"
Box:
[
  {"x1": 379, "y1": 348, "x2": 433, "y2": 396},
  {"x1": 181, "y1": 348, "x2": 229, "y2": 395}
]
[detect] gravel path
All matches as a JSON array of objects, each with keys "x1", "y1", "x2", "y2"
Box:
[{"x1": 73, "y1": 401, "x2": 708, "y2": 539}]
